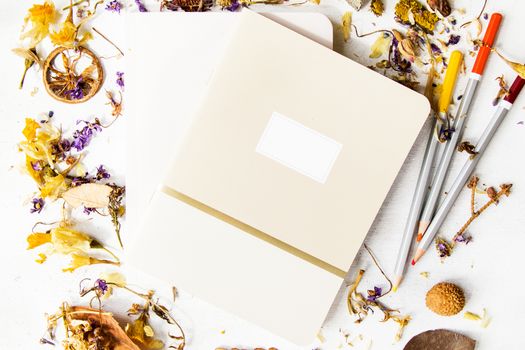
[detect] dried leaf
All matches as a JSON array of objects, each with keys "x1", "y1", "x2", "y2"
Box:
[
  {"x1": 341, "y1": 12, "x2": 352, "y2": 42},
  {"x1": 62, "y1": 183, "x2": 112, "y2": 208},
  {"x1": 404, "y1": 329, "x2": 476, "y2": 350},
  {"x1": 494, "y1": 50, "x2": 525, "y2": 79}
]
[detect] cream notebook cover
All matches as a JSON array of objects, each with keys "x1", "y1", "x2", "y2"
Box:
[
  {"x1": 129, "y1": 11, "x2": 429, "y2": 344},
  {"x1": 125, "y1": 12, "x2": 333, "y2": 240}
]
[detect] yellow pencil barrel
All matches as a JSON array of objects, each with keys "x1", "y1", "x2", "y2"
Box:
[{"x1": 438, "y1": 50, "x2": 463, "y2": 114}]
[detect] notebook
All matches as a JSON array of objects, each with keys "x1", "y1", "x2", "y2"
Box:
[
  {"x1": 127, "y1": 11, "x2": 429, "y2": 345},
  {"x1": 124, "y1": 11, "x2": 333, "y2": 238}
]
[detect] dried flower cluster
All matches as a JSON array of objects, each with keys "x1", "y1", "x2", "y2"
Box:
[{"x1": 346, "y1": 246, "x2": 411, "y2": 342}]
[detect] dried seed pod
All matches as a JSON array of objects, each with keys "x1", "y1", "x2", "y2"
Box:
[
  {"x1": 426, "y1": 282, "x2": 465, "y2": 316},
  {"x1": 427, "y1": 0, "x2": 451, "y2": 17}
]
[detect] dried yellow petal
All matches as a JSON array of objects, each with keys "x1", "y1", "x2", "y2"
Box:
[
  {"x1": 341, "y1": 12, "x2": 352, "y2": 42},
  {"x1": 495, "y1": 50, "x2": 525, "y2": 79},
  {"x1": 40, "y1": 174, "x2": 68, "y2": 199},
  {"x1": 22, "y1": 118, "x2": 40, "y2": 141},
  {"x1": 27, "y1": 232, "x2": 52, "y2": 249},
  {"x1": 20, "y1": 1, "x2": 58, "y2": 45},
  {"x1": 464, "y1": 311, "x2": 481, "y2": 321},
  {"x1": 369, "y1": 33, "x2": 392, "y2": 58}
]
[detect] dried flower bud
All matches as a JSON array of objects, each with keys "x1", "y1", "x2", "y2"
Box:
[
  {"x1": 487, "y1": 186, "x2": 497, "y2": 201},
  {"x1": 467, "y1": 176, "x2": 479, "y2": 189},
  {"x1": 427, "y1": 0, "x2": 451, "y2": 17}
]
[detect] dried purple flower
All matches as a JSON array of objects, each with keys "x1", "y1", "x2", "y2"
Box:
[
  {"x1": 71, "y1": 120, "x2": 102, "y2": 152},
  {"x1": 71, "y1": 175, "x2": 91, "y2": 187},
  {"x1": 31, "y1": 161, "x2": 43, "y2": 171},
  {"x1": 483, "y1": 13, "x2": 489, "y2": 20},
  {"x1": 116, "y1": 71, "x2": 124, "y2": 90},
  {"x1": 95, "y1": 279, "x2": 109, "y2": 293},
  {"x1": 367, "y1": 286, "x2": 382, "y2": 301},
  {"x1": 226, "y1": 0, "x2": 240, "y2": 11},
  {"x1": 453, "y1": 233, "x2": 472, "y2": 244},
  {"x1": 447, "y1": 34, "x2": 460, "y2": 46},
  {"x1": 96, "y1": 165, "x2": 111, "y2": 180},
  {"x1": 83, "y1": 206, "x2": 97, "y2": 215},
  {"x1": 65, "y1": 77, "x2": 85, "y2": 100},
  {"x1": 430, "y1": 43, "x2": 442, "y2": 55},
  {"x1": 435, "y1": 237, "x2": 452, "y2": 258},
  {"x1": 105, "y1": 0, "x2": 123, "y2": 13},
  {"x1": 135, "y1": 0, "x2": 148, "y2": 12},
  {"x1": 30, "y1": 197, "x2": 45, "y2": 214}
]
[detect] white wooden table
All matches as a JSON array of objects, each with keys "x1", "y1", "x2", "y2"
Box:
[{"x1": 1, "y1": 1, "x2": 524, "y2": 349}]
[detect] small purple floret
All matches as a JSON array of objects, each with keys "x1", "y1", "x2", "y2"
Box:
[
  {"x1": 116, "y1": 71, "x2": 124, "y2": 90},
  {"x1": 135, "y1": 0, "x2": 148, "y2": 12},
  {"x1": 30, "y1": 197, "x2": 45, "y2": 214},
  {"x1": 105, "y1": 0, "x2": 122, "y2": 13},
  {"x1": 95, "y1": 279, "x2": 108, "y2": 293}
]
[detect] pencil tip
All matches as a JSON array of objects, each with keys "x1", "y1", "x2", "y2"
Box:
[
  {"x1": 393, "y1": 285, "x2": 398, "y2": 292},
  {"x1": 411, "y1": 259, "x2": 416, "y2": 266},
  {"x1": 416, "y1": 234, "x2": 422, "y2": 242}
]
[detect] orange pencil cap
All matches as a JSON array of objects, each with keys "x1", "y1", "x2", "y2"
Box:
[
  {"x1": 482, "y1": 13, "x2": 503, "y2": 47},
  {"x1": 472, "y1": 13, "x2": 503, "y2": 75}
]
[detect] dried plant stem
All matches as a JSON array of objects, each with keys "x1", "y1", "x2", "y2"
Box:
[
  {"x1": 351, "y1": 25, "x2": 393, "y2": 39},
  {"x1": 116, "y1": 285, "x2": 186, "y2": 349},
  {"x1": 470, "y1": 179, "x2": 477, "y2": 215},
  {"x1": 461, "y1": 0, "x2": 488, "y2": 28},
  {"x1": 92, "y1": 27, "x2": 124, "y2": 57},
  {"x1": 453, "y1": 181, "x2": 512, "y2": 241},
  {"x1": 364, "y1": 244, "x2": 393, "y2": 297}
]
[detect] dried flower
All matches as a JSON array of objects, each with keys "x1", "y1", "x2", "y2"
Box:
[
  {"x1": 435, "y1": 236, "x2": 452, "y2": 258},
  {"x1": 457, "y1": 141, "x2": 478, "y2": 158},
  {"x1": 64, "y1": 77, "x2": 85, "y2": 100},
  {"x1": 71, "y1": 119, "x2": 102, "y2": 151},
  {"x1": 49, "y1": 7, "x2": 92, "y2": 48},
  {"x1": 135, "y1": 0, "x2": 149, "y2": 12},
  {"x1": 95, "y1": 278, "x2": 109, "y2": 293},
  {"x1": 13, "y1": 47, "x2": 42, "y2": 89},
  {"x1": 395, "y1": 0, "x2": 439, "y2": 33},
  {"x1": 493, "y1": 75, "x2": 509, "y2": 106},
  {"x1": 367, "y1": 286, "x2": 382, "y2": 301},
  {"x1": 426, "y1": 0, "x2": 451, "y2": 17},
  {"x1": 453, "y1": 232, "x2": 472, "y2": 244},
  {"x1": 106, "y1": 90, "x2": 123, "y2": 117},
  {"x1": 116, "y1": 71, "x2": 125, "y2": 90},
  {"x1": 63, "y1": 253, "x2": 118, "y2": 272},
  {"x1": 30, "y1": 197, "x2": 45, "y2": 213},
  {"x1": 341, "y1": 12, "x2": 352, "y2": 42},
  {"x1": 96, "y1": 165, "x2": 111, "y2": 180},
  {"x1": 20, "y1": 1, "x2": 58, "y2": 46},
  {"x1": 447, "y1": 34, "x2": 460, "y2": 46},
  {"x1": 370, "y1": 0, "x2": 384, "y2": 17},
  {"x1": 105, "y1": 0, "x2": 123, "y2": 13}
]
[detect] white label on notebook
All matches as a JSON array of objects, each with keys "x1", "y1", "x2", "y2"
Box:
[{"x1": 256, "y1": 112, "x2": 342, "y2": 184}]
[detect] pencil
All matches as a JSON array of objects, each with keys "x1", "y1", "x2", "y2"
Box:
[
  {"x1": 416, "y1": 13, "x2": 503, "y2": 242},
  {"x1": 392, "y1": 51, "x2": 463, "y2": 291},
  {"x1": 412, "y1": 75, "x2": 525, "y2": 265}
]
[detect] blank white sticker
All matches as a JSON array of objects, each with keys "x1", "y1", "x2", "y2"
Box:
[{"x1": 256, "y1": 112, "x2": 342, "y2": 184}]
